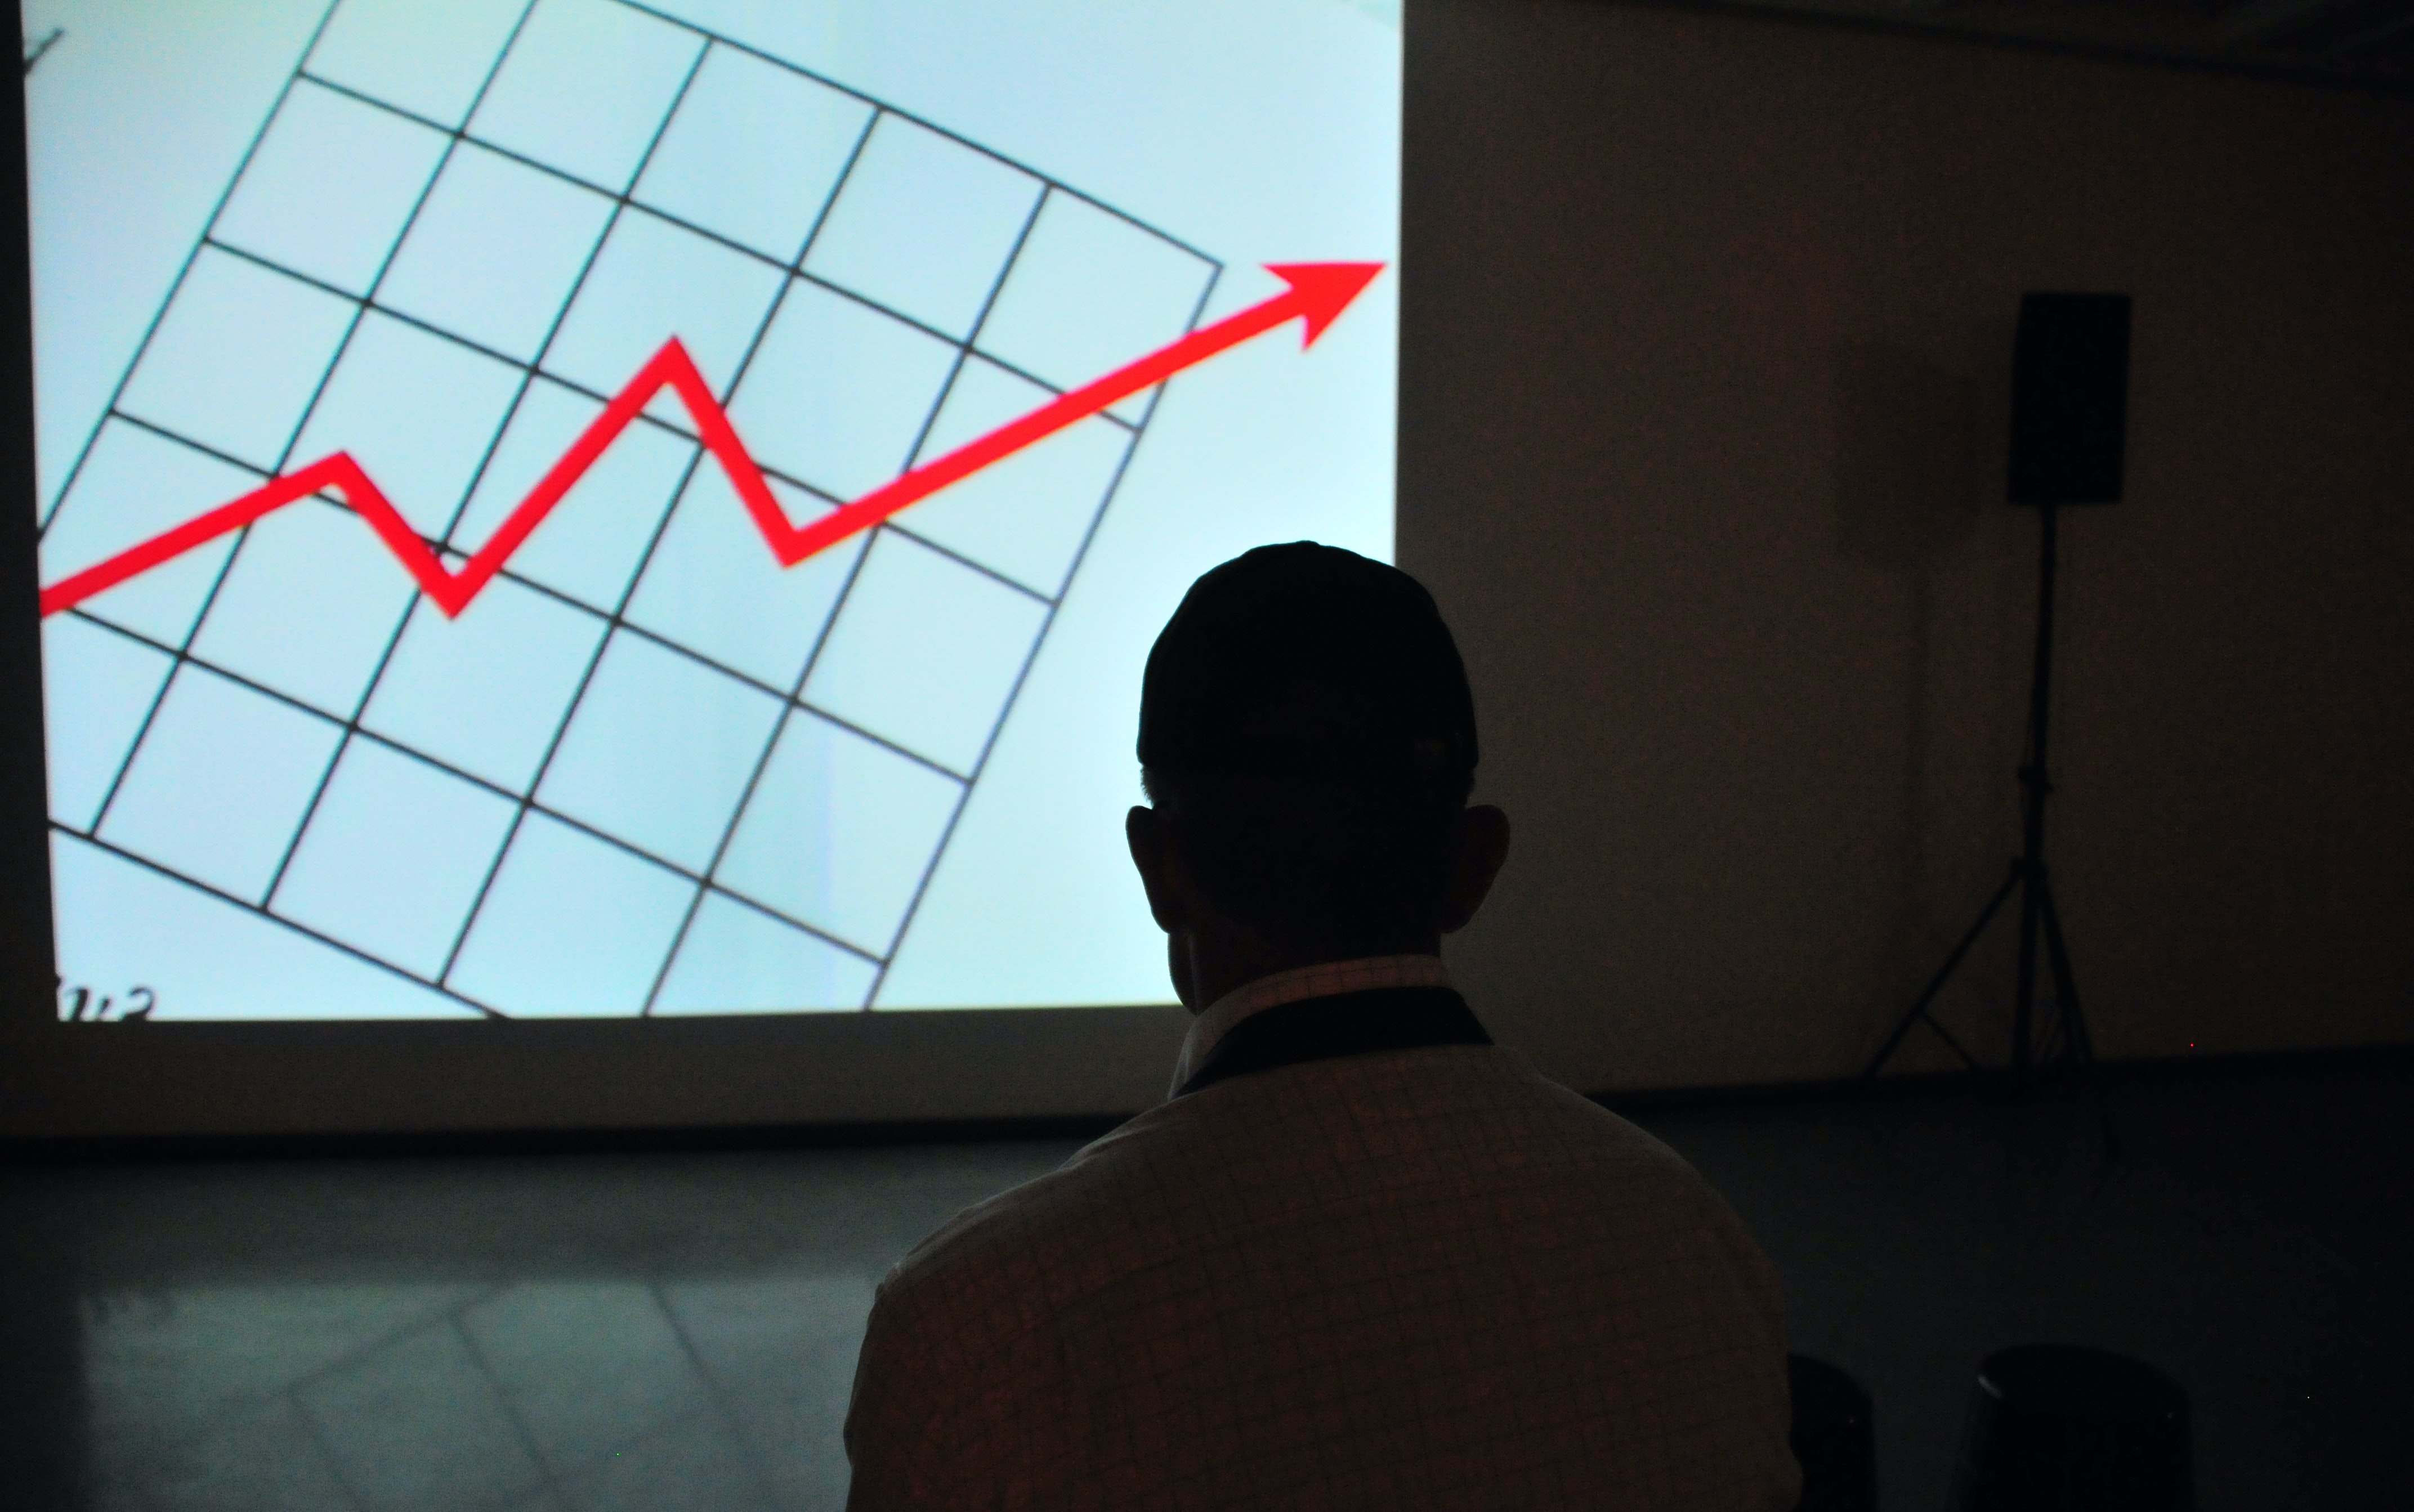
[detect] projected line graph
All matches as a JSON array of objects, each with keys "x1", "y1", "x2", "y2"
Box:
[
  {"x1": 38, "y1": 0, "x2": 1396, "y2": 1023},
  {"x1": 39, "y1": 263, "x2": 1382, "y2": 620}
]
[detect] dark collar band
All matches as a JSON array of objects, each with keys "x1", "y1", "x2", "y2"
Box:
[{"x1": 1176, "y1": 986, "x2": 1492, "y2": 1098}]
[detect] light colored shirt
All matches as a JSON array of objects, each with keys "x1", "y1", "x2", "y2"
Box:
[
  {"x1": 845, "y1": 974, "x2": 1801, "y2": 1512},
  {"x1": 1169, "y1": 954, "x2": 1456, "y2": 1094}
]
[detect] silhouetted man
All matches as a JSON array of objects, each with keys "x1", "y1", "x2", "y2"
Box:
[{"x1": 846, "y1": 543, "x2": 1800, "y2": 1510}]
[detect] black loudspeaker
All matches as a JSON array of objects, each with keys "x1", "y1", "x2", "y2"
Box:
[{"x1": 2009, "y1": 293, "x2": 2131, "y2": 506}]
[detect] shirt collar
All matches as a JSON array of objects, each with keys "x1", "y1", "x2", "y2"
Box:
[{"x1": 1168, "y1": 954, "x2": 1453, "y2": 1098}]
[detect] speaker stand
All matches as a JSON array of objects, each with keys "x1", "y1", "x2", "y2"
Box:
[{"x1": 1865, "y1": 504, "x2": 2120, "y2": 1158}]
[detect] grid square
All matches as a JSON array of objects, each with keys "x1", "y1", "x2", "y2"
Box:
[
  {"x1": 271, "y1": 738, "x2": 521, "y2": 977},
  {"x1": 977, "y1": 191, "x2": 1215, "y2": 425},
  {"x1": 212, "y1": 79, "x2": 451, "y2": 297},
  {"x1": 896, "y1": 355, "x2": 1129, "y2": 597},
  {"x1": 360, "y1": 570, "x2": 607, "y2": 794},
  {"x1": 39, "y1": 421, "x2": 256, "y2": 646},
  {"x1": 446, "y1": 812, "x2": 694, "y2": 1015},
  {"x1": 723, "y1": 279, "x2": 956, "y2": 499},
  {"x1": 534, "y1": 630, "x2": 783, "y2": 875},
  {"x1": 802, "y1": 531, "x2": 1049, "y2": 776},
  {"x1": 42, "y1": 616, "x2": 175, "y2": 833},
  {"x1": 117, "y1": 247, "x2": 357, "y2": 473},
  {"x1": 378, "y1": 142, "x2": 615, "y2": 363},
  {"x1": 52, "y1": 831, "x2": 480, "y2": 1020},
  {"x1": 632, "y1": 45, "x2": 872, "y2": 264},
  {"x1": 189, "y1": 498, "x2": 421, "y2": 718},
  {"x1": 444, "y1": 377, "x2": 692, "y2": 614},
  {"x1": 801, "y1": 115, "x2": 1041, "y2": 341},
  {"x1": 541, "y1": 206, "x2": 785, "y2": 423},
  {"x1": 652, "y1": 891, "x2": 875, "y2": 1013},
  {"x1": 98, "y1": 666, "x2": 343, "y2": 905},
  {"x1": 287, "y1": 310, "x2": 526, "y2": 540},
  {"x1": 468, "y1": 0, "x2": 703, "y2": 194},
  {"x1": 623, "y1": 468, "x2": 865, "y2": 692},
  {"x1": 715, "y1": 709, "x2": 963, "y2": 958},
  {"x1": 306, "y1": 0, "x2": 530, "y2": 128}
]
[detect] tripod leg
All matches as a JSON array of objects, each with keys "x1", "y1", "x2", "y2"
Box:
[
  {"x1": 2038, "y1": 884, "x2": 2089, "y2": 1063},
  {"x1": 2039, "y1": 880, "x2": 2122, "y2": 1160},
  {"x1": 2014, "y1": 864, "x2": 2045, "y2": 1083},
  {"x1": 1863, "y1": 865, "x2": 2022, "y2": 1078},
  {"x1": 1916, "y1": 1005, "x2": 1983, "y2": 1075}
]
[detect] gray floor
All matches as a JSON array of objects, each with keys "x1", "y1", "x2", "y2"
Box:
[{"x1": 3, "y1": 1057, "x2": 2408, "y2": 1511}]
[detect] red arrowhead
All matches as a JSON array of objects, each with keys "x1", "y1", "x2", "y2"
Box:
[{"x1": 1267, "y1": 262, "x2": 1384, "y2": 348}]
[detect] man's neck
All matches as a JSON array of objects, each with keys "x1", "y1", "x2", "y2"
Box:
[{"x1": 1174, "y1": 923, "x2": 1442, "y2": 1014}]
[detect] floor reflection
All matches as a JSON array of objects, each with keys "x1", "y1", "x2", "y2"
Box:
[
  {"x1": 15, "y1": 1140, "x2": 1080, "y2": 1512},
  {"x1": 83, "y1": 1273, "x2": 870, "y2": 1512}
]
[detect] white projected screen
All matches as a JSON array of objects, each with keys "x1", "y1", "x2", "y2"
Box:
[{"x1": 25, "y1": 0, "x2": 1399, "y2": 1020}]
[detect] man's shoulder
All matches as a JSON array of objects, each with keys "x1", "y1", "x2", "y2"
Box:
[
  {"x1": 874, "y1": 1085, "x2": 1230, "y2": 1298},
  {"x1": 865, "y1": 1115, "x2": 1178, "y2": 1352},
  {"x1": 879, "y1": 1043, "x2": 1721, "y2": 1303}
]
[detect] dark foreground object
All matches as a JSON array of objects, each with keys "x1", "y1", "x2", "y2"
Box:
[
  {"x1": 1788, "y1": 1353, "x2": 1877, "y2": 1512},
  {"x1": 1953, "y1": 1344, "x2": 2192, "y2": 1511}
]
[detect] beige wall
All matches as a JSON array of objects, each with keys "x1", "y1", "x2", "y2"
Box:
[{"x1": 1405, "y1": 0, "x2": 2414, "y2": 1089}]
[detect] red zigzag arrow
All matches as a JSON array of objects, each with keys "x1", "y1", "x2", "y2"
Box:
[{"x1": 41, "y1": 261, "x2": 1385, "y2": 620}]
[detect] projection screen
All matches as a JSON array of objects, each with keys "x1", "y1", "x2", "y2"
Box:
[{"x1": 17, "y1": 0, "x2": 1394, "y2": 1058}]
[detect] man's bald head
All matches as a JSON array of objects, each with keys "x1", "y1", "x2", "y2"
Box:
[{"x1": 1136, "y1": 543, "x2": 1482, "y2": 952}]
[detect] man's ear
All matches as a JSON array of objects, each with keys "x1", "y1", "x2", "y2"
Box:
[
  {"x1": 1126, "y1": 805, "x2": 1190, "y2": 933},
  {"x1": 1434, "y1": 805, "x2": 1511, "y2": 935}
]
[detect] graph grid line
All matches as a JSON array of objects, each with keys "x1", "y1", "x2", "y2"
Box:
[{"x1": 39, "y1": 0, "x2": 1226, "y2": 1018}]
